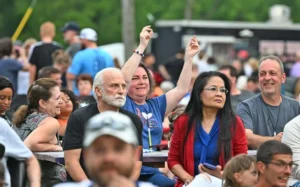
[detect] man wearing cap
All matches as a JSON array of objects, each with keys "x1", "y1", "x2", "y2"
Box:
[
  {"x1": 66, "y1": 28, "x2": 114, "y2": 95},
  {"x1": 57, "y1": 112, "x2": 156, "y2": 187},
  {"x1": 61, "y1": 21, "x2": 81, "y2": 58}
]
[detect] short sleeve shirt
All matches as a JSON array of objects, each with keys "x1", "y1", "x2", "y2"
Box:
[
  {"x1": 62, "y1": 103, "x2": 143, "y2": 181},
  {"x1": 67, "y1": 48, "x2": 114, "y2": 95},
  {"x1": 0, "y1": 58, "x2": 23, "y2": 91},
  {"x1": 236, "y1": 94, "x2": 300, "y2": 136},
  {"x1": 122, "y1": 95, "x2": 167, "y2": 149}
]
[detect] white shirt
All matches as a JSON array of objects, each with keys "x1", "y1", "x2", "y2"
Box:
[{"x1": 282, "y1": 115, "x2": 300, "y2": 186}]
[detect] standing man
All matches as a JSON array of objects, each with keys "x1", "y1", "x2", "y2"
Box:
[
  {"x1": 29, "y1": 21, "x2": 62, "y2": 84},
  {"x1": 158, "y1": 49, "x2": 185, "y2": 86},
  {"x1": 256, "y1": 140, "x2": 295, "y2": 187},
  {"x1": 66, "y1": 28, "x2": 114, "y2": 95},
  {"x1": 57, "y1": 112, "x2": 156, "y2": 187},
  {"x1": 61, "y1": 21, "x2": 81, "y2": 58},
  {"x1": 237, "y1": 55, "x2": 300, "y2": 149}
]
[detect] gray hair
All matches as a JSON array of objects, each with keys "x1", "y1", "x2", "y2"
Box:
[
  {"x1": 92, "y1": 68, "x2": 123, "y2": 101},
  {"x1": 259, "y1": 55, "x2": 284, "y2": 73}
]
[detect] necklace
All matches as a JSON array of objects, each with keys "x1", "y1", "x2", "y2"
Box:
[{"x1": 260, "y1": 95, "x2": 282, "y2": 136}]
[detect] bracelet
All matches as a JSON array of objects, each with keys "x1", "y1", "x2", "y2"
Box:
[{"x1": 133, "y1": 50, "x2": 144, "y2": 57}]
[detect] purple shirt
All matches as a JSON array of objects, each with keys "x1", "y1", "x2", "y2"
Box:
[{"x1": 290, "y1": 62, "x2": 300, "y2": 77}]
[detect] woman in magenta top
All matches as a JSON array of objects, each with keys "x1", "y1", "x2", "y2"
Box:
[{"x1": 168, "y1": 71, "x2": 248, "y2": 187}]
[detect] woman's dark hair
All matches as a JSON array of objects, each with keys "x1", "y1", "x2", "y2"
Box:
[
  {"x1": 138, "y1": 63, "x2": 154, "y2": 95},
  {"x1": 0, "y1": 76, "x2": 14, "y2": 96},
  {"x1": 13, "y1": 78, "x2": 59, "y2": 127},
  {"x1": 60, "y1": 88, "x2": 79, "y2": 112},
  {"x1": 0, "y1": 38, "x2": 13, "y2": 58},
  {"x1": 183, "y1": 71, "x2": 236, "y2": 162}
]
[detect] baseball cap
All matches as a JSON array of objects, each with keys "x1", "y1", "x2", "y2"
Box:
[
  {"x1": 83, "y1": 111, "x2": 138, "y2": 147},
  {"x1": 61, "y1": 21, "x2": 80, "y2": 33},
  {"x1": 79, "y1": 28, "x2": 97, "y2": 41}
]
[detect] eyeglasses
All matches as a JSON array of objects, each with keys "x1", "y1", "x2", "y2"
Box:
[
  {"x1": 203, "y1": 86, "x2": 228, "y2": 94},
  {"x1": 267, "y1": 161, "x2": 299, "y2": 170}
]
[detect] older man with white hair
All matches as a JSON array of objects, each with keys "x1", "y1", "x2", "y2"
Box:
[{"x1": 63, "y1": 68, "x2": 143, "y2": 182}]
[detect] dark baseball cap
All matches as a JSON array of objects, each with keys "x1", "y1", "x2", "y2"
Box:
[{"x1": 61, "y1": 21, "x2": 80, "y2": 33}]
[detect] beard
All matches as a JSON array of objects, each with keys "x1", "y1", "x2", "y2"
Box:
[
  {"x1": 101, "y1": 90, "x2": 126, "y2": 108},
  {"x1": 91, "y1": 162, "x2": 134, "y2": 187}
]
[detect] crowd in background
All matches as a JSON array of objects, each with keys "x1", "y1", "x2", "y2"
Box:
[{"x1": 0, "y1": 20, "x2": 300, "y2": 187}]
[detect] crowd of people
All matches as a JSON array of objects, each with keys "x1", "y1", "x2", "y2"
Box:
[{"x1": 0, "y1": 20, "x2": 299, "y2": 187}]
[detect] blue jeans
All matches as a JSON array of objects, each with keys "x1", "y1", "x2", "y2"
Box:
[
  {"x1": 139, "y1": 173, "x2": 175, "y2": 187},
  {"x1": 292, "y1": 181, "x2": 300, "y2": 187}
]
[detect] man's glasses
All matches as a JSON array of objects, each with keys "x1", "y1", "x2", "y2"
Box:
[
  {"x1": 268, "y1": 161, "x2": 299, "y2": 170},
  {"x1": 203, "y1": 86, "x2": 228, "y2": 94}
]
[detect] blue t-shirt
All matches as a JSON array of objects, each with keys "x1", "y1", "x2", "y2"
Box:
[
  {"x1": 68, "y1": 48, "x2": 114, "y2": 95},
  {"x1": 122, "y1": 95, "x2": 167, "y2": 175},
  {"x1": 194, "y1": 118, "x2": 220, "y2": 175},
  {"x1": 0, "y1": 58, "x2": 23, "y2": 91}
]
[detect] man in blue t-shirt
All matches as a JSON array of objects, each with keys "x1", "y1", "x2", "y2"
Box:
[{"x1": 66, "y1": 28, "x2": 114, "y2": 95}]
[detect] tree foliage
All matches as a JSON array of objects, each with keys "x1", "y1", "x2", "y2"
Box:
[{"x1": 1, "y1": 0, "x2": 300, "y2": 45}]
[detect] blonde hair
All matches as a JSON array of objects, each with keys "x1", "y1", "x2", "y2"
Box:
[
  {"x1": 52, "y1": 50, "x2": 71, "y2": 66},
  {"x1": 247, "y1": 58, "x2": 259, "y2": 71},
  {"x1": 222, "y1": 154, "x2": 256, "y2": 187},
  {"x1": 40, "y1": 21, "x2": 55, "y2": 38}
]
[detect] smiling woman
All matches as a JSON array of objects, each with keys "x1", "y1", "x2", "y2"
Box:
[
  {"x1": 0, "y1": 76, "x2": 14, "y2": 127},
  {"x1": 12, "y1": 78, "x2": 66, "y2": 185}
]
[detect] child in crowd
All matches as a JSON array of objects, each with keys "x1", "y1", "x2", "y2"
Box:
[{"x1": 222, "y1": 154, "x2": 258, "y2": 187}]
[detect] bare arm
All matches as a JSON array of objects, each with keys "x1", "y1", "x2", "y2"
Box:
[
  {"x1": 18, "y1": 47, "x2": 30, "y2": 71},
  {"x1": 158, "y1": 65, "x2": 172, "y2": 81},
  {"x1": 25, "y1": 155, "x2": 41, "y2": 187},
  {"x1": 24, "y1": 117, "x2": 62, "y2": 152},
  {"x1": 29, "y1": 64, "x2": 36, "y2": 85},
  {"x1": 164, "y1": 36, "x2": 200, "y2": 115},
  {"x1": 64, "y1": 149, "x2": 88, "y2": 181},
  {"x1": 246, "y1": 129, "x2": 275, "y2": 149},
  {"x1": 171, "y1": 164, "x2": 194, "y2": 184},
  {"x1": 130, "y1": 145, "x2": 142, "y2": 180},
  {"x1": 121, "y1": 26, "x2": 153, "y2": 85},
  {"x1": 66, "y1": 72, "x2": 76, "y2": 91}
]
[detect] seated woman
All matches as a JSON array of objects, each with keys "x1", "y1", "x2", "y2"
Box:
[
  {"x1": 13, "y1": 78, "x2": 65, "y2": 186},
  {"x1": 121, "y1": 30, "x2": 200, "y2": 186},
  {"x1": 57, "y1": 88, "x2": 78, "y2": 137},
  {"x1": 167, "y1": 71, "x2": 248, "y2": 187},
  {"x1": 222, "y1": 154, "x2": 258, "y2": 187},
  {"x1": 0, "y1": 77, "x2": 14, "y2": 127}
]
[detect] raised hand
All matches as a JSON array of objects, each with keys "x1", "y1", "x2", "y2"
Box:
[
  {"x1": 139, "y1": 25, "x2": 153, "y2": 50},
  {"x1": 185, "y1": 35, "x2": 200, "y2": 59}
]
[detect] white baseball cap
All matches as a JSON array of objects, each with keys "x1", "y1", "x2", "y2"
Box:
[
  {"x1": 83, "y1": 111, "x2": 138, "y2": 147},
  {"x1": 79, "y1": 28, "x2": 97, "y2": 41}
]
